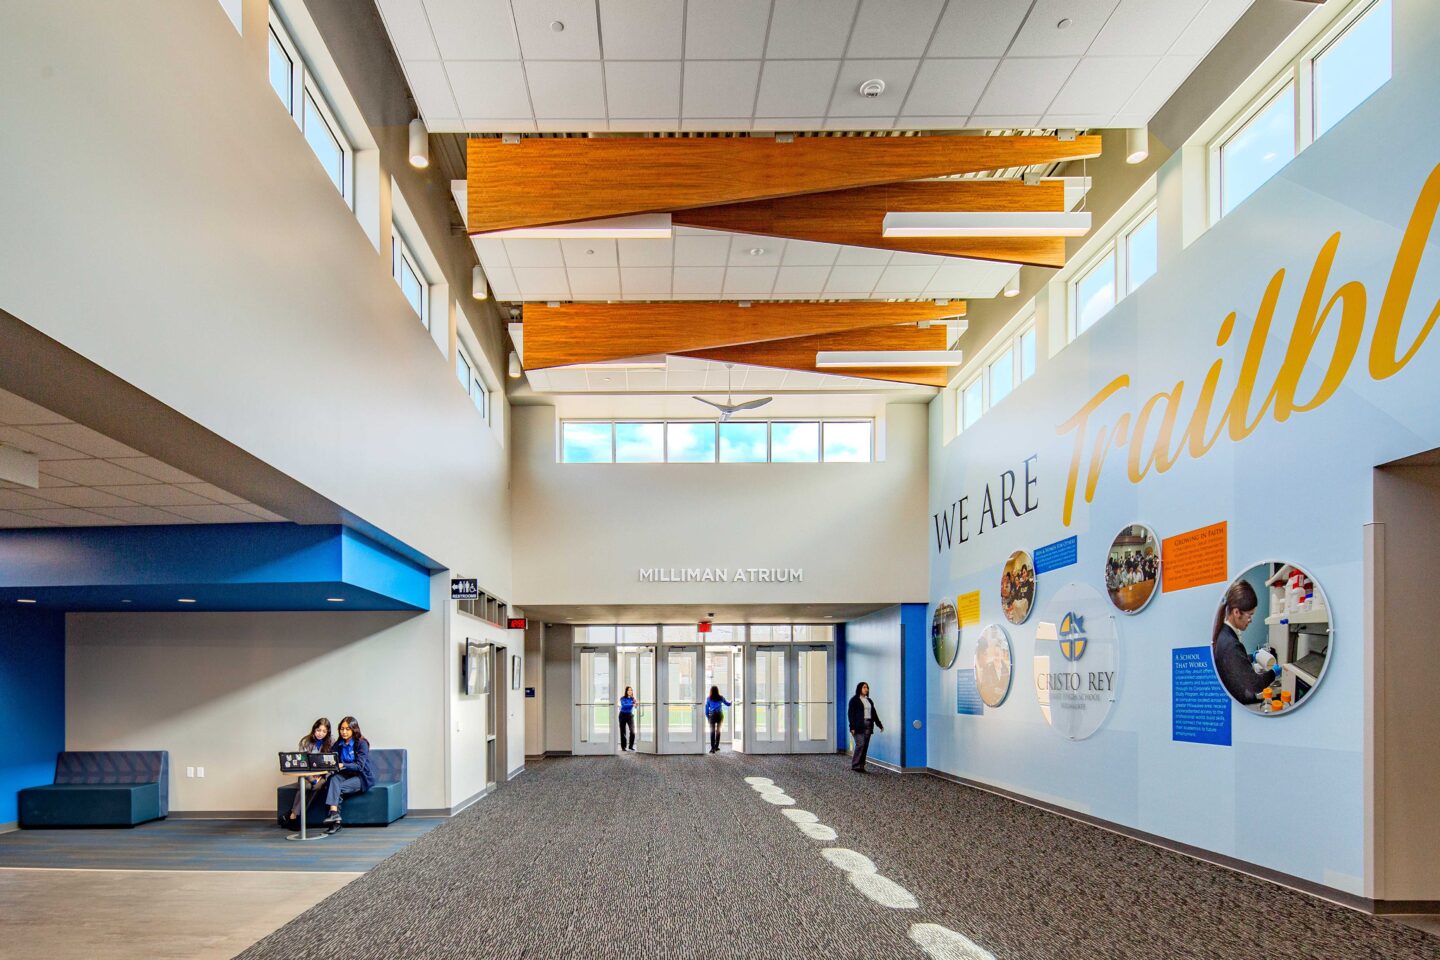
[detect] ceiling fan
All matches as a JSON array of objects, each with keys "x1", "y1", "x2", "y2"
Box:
[{"x1": 693, "y1": 364, "x2": 772, "y2": 422}]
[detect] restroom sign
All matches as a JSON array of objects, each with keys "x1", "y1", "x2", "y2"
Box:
[{"x1": 450, "y1": 578, "x2": 479, "y2": 600}]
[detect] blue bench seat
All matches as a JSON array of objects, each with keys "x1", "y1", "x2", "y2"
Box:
[
  {"x1": 19, "y1": 751, "x2": 169, "y2": 828},
  {"x1": 276, "y1": 748, "x2": 407, "y2": 827}
]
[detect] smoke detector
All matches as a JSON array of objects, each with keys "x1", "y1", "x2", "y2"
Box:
[{"x1": 858, "y1": 78, "x2": 886, "y2": 99}]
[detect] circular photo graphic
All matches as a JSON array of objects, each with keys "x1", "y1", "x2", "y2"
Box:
[
  {"x1": 931, "y1": 600, "x2": 959, "y2": 669},
  {"x1": 1211, "y1": 562, "x2": 1332, "y2": 716},
  {"x1": 1000, "y1": 550, "x2": 1036, "y2": 624},
  {"x1": 1105, "y1": 524, "x2": 1161, "y2": 614},
  {"x1": 974, "y1": 624, "x2": 1013, "y2": 708},
  {"x1": 1032, "y1": 582, "x2": 1120, "y2": 740}
]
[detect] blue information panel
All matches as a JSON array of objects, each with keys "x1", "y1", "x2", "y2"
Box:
[
  {"x1": 1033, "y1": 536, "x2": 1078, "y2": 574},
  {"x1": 956, "y1": 669, "x2": 985, "y2": 716},
  {"x1": 1172, "y1": 646, "x2": 1231, "y2": 746}
]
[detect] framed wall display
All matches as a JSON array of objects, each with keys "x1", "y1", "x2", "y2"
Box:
[
  {"x1": 1106, "y1": 524, "x2": 1161, "y2": 614},
  {"x1": 1032, "y1": 582, "x2": 1119, "y2": 740},
  {"x1": 974, "y1": 624, "x2": 1014, "y2": 708},
  {"x1": 1001, "y1": 550, "x2": 1036, "y2": 624},
  {"x1": 512, "y1": 654, "x2": 522, "y2": 689},
  {"x1": 931, "y1": 600, "x2": 959, "y2": 669},
  {"x1": 1211, "y1": 561, "x2": 1331, "y2": 715}
]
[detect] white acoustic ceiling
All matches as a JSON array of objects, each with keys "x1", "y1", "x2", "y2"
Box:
[
  {"x1": 0, "y1": 388, "x2": 284, "y2": 529},
  {"x1": 524, "y1": 354, "x2": 918, "y2": 394},
  {"x1": 379, "y1": 0, "x2": 1253, "y2": 133},
  {"x1": 451, "y1": 180, "x2": 1035, "y2": 302}
]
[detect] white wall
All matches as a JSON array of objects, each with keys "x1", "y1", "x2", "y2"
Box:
[
  {"x1": 523, "y1": 622, "x2": 546, "y2": 757},
  {"x1": 445, "y1": 610, "x2": 526, "y2": 800},
  {"x1": 542, "y1": 626, "x2": 574, "y2": 754},
  {"x1": 0, "y1": 1, "x2": 511, "y2": 591},
  {"x1": 511, "y1": 403, "x2": 929, "y2": 606},
  {"x1": 66, "y1": 606, "x2": 448, "y2": 813}
]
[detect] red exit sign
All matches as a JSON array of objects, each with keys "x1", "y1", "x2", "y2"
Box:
[{"x1": 507, "y1": 618, "x2": 528, "y2": 630}]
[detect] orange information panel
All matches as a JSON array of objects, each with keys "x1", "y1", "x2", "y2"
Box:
[
  {"x1": 956, "y1": 590, "x2": 982, "y2": 628},
  {"x1": 1161, "y1": 521, "x2": 1228, "y2": 593}
]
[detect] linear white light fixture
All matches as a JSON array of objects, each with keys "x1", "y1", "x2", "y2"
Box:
[
  {"x1": 408, "y1": 118, "x2": 429, "y2": 169},
  {"x1": 476, "y1": 213, "x2": 672, "y2": 240},
  {"x1": 816, "y1": 351, "x2": 965, "y2": 368},
  {"x1": 882, "y1": 211, "x2": 1092, "y2": 238},
  {"x1": 0, "y1": 443, "x2": 40, "y2": 488},
  {"x1": 472, "y1": 265, "x2": 488, "y2": 300}
]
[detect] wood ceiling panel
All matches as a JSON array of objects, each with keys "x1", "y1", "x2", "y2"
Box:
[
  {"x1": 467, "y1": 135, "x2": 1102, "y2": 234},
  {"x1": 680, "y1": 326, "x2": 953, "y2": 387},
  {"x1": 673, "y1": 179, "x2": 1068, "y2": 267},
  {"x1": 523, "y1": 300, "x2": 964, "y2": 370}
]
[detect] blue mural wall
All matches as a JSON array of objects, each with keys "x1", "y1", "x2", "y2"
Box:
[
  {"x1": 0, "y1": 609, "x2": 64, "y2": 825},
  {"x1": 927, "y1": 1, "x2": 1436, "y2": 898}
]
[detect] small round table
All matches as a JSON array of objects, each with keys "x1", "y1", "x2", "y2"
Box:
[{"x1": 284, "y1": 771, "x2": 331, "y2": 842}]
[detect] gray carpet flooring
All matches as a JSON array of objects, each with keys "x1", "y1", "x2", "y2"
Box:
[{"x1": 237, "y1": 754, "x2": 1440, "y2": 960}]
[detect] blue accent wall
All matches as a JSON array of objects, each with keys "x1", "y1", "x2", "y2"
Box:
[
  {"x1": 0, "y1": 608, "x2": 64, "y2": 826},
  {"x1": 0, "y1": 524, "x2": 429, "y2": 612},
  {"x1": 834, "y1": 624, "x2": 847, "y2": 753},
  {"x1": 844, "y1": 607, "x2": 904, "y2": 766},
  {"x1": 900, "y1": 602, "x2": 929, "y2": 769}
]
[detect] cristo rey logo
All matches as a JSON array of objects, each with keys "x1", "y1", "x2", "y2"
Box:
[{"x1": 1057, "y1": 611, "x2": 1087, "y2": 661}]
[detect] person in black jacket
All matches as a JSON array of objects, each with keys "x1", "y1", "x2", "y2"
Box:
[
  {"x1": 846, "y1": 682, "x2": 883, "y2": 772},
  {"x1": 322, "y1": 715, "x2": 373, "y2": 826},
  {"x1": 1212, "y1": 580, "x2": 1281, "y2": 705}
]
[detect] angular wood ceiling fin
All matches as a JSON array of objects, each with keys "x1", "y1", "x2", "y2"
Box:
[
  {"x1": 522, "y1": 301, "x2": 964, "y2": 370},
  {"x1": 467, "y1": 135, "x2": 1102, "y2": 234}
]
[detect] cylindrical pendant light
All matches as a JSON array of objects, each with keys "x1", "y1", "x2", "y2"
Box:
[
  {"x1": 408, "y1": 117, "x2": 429, "y2": 169},
  {"x1": 472, "y1": 265, "x2": 488, "y2": 300},
  {"x1": 1003, "y1": 270, "x2": 1021, "y2": 298},
  {"x1": 508, "y1": 352, "x2": 522, "y2": 379},
  {"x1": 1125, "y1": 126, "x2": 1149, "y2": 165}
]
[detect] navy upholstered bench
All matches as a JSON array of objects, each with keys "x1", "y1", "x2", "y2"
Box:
[
  {"x1": 18, "y1": 751, "x2": 169, "y2": 828},
  {"x1": 276, "y1": 748, "x2": 408, "y2": 827}
]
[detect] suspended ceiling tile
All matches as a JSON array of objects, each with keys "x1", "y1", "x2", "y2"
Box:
[
  {"x1": 683, "y1": 61, "x2": 763, "y2": 119},
  {"x1": 823, "y1": 116, "x2": 894, "y2": 130},
  {"x1": 844, "y1": 0, "x2": 946, "y2": 58},
  {"x1": 827, "y1": 60, "x2": 920, "y2": 117},
  {"x1": 1117, "y1": 55, "x2": 1202, "y2": 121},
  {"x1": 566, "y1": 267, "x2": 623, "y2": 298},
  {"x1": 0, "y1": 509, "x2": 60, "y2": 527},
  {"x1": 901, "y1": 59, "x2": 997, "y2": 118},
  {"x1": 1090, "y1": 0, "x2": 1207, "y2": 56},
  {"x1": 447, "y1": 62, "x2": 531, "y2": 118},
  {"x1": 835, "y1": 245, "x2": 893, "y2": 266},
  {"x1": 41, "y1": 459, "x2": 156, "y2": 487},
  {"x1": 780, "y1": 240, "x2": 841, "y2": 267},
  {"x1": 772, "y1": 265, "x2": 832, "y2": 295},
  {"x1": 471, "y1": 237, "x2": 510, "y2": 266},
  {"x1": 176, "y1": 482, "x2": 248, "y2": 505},
  {"x1": 620, "y1": 263, "x2": 675, "y2": 291},
  {"x1": 0, "y1": 425, "x2": 88, "y2": 460},
  {"x1": 90, "y1": 484, "x2": 213, "y2": 507},
  {"x1": 681, "y1": 118, "x2": 755, "y2": 132},
  {"x1": 403, "y1": 61, "x2": 460, "y2": 121},
  {"x1": 88, "y1": 505, "x2": 188, "y2": 524},
  {"x1": 727, "y1": 235, "x2": 786, "y2": 266},
  {"x1": 974, "y1": 57, "x2": 1079, "y2": 116},
  {"x1": 1048, "y1": 56, "x2": 1159, "y2": 116},
  {"x1": 1009, "y1": 0, "x2": 1123, "y2": 57},
  {"x1": 486, "y1": 268, "x2": 520, "y2": 299},
  {"x1": 14, "y1": 507, "x2": 125, "y2": 526},
  {"x1": 163, "y1": 504, "x2": 262, "y2": 524},
  {"x1": 618, "y1": 239, "x2": 673, "y2": 267},
  {"x1": 107, "y1": 457, "x2": 201, "y2": 484},
  {"x1": 756, "y1": 61, "x2": 843, "y2": 118},
  {"x1": 674, "y1": 235, "x2": 732, "y2": 267},
  {"x1": 514, "y1": 267, "x2": 573, "y2": 299},
  {"x1": 604, "y1": 61, "x2": 683, "y2": 119},
  {"x1": 376, "y1": 0, "x2": 440, "y2": 59},
  {"x1": 465, "y1": 118, "x2": 537, "y2": 133},
  {"x1": 513, "y1": 0, "x2": 600, "y2": 59},
  {"x1": 722, "y1": 266, "x2": 779, "y2": 296},
  {"x1": 26, "y1": 423, "x2": 145, "y2": 459},
  {"x1": 424, "y1": 0, "x2": 519, "y2": 59},
  {"x1": 753, "y1": 117, "x2": 826, "y2": 131},
  {"x1": 527, "y1": 61, "x2": 607, "y2": 118},
  {"x1": 0, "y1": 490, "x2": 56, "y2": 511},
  {"x1": 608, "y1": 118, "x2": 682, "y2": 132},
  {"x1": 966, "y1": 114, "x2": 1044, "y2": 128},
  {"x1": 823, "y1": 264, "x2": 883, "y2": 293},
  {"x1": 685, "y1": 0, "x2": 772, "y2": 59},
  {"x1": 1172, "y1": 0, "x2": 1255, "y2": 57},
  {"x1": 671, "y1": 267, "x2": 726, "y2": 295},
  {"x1": 928, "y1": 0, "x2": 1031, "y2": 56},
  {"x1": 0, "y1": 390, "x2": 69, "y2": 426},
  {"x1": 873, "y1": 264, "x2": 940, "y2": 293},
  {"x1": 561, "y1": 239, "x2": 618, "y2": 267},
  {"x1": 505, "y1": 239, "x2": 565, "y2": 268},
  {"x1": 766, "y1": 0, "x2": 859, "y2": 58},
  {"x1": 599, "y1": 0, "x2": 685, "y2": 59},
  {"x1": 232, "y1": 503, "x2": 288, "y2": 522}
]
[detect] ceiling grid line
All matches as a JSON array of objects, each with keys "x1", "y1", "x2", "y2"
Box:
[{"x1": 820, "y1": 0, "x2": 869, "y2": 122}]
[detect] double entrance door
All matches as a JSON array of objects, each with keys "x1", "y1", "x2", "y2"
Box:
[{"x1": 573, "y1": 642, "x2": 833, "y2": 755}]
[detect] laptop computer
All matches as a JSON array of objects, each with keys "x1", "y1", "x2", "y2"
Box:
[{"x1": 278, "y1": 752, "x2": 338, "y2": 773}]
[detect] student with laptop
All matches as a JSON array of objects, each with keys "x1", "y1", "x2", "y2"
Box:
[
  {"x1": 320, "y1": 716, "x2": 372, "y2": 827},
  {"x1": 285, "y1": 717, "x2": 333, "y2": 827}
]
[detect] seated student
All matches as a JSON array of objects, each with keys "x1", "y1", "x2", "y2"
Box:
[
  {"x1": 321, "y1": 715, "x2": 373, "y2": 827},
  {"x1": 286, "y1": 717, "x2": 333, "y2": 827}
]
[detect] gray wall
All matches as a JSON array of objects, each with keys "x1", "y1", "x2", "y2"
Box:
[
  {"x1": 542, "y1": 625, "x2": 574, "y2": 754},
  {"x1": 510, "y1": 404, "x2": 929, "y2": 607}
]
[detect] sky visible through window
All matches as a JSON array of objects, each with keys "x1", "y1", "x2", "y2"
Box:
[
  {"x1": 563, "y1": 423, "x2": 611, "y2": 463},
  {"x1": 666, "y1": 422, "x2": 715, "y2": 462},
  {"x1": 771, "y1": 422, "x2": 820, "y2": 462},
  {"x1": 562, "y1": 421, "x2": 872, "y2": 463},
  {"x1": 720, "y1": 422, "x2": 767, "y2": 462},
  {"x1": 1315, "y1": 0, "x2": 1391, "y2": 137},
  {"x1": 615, "y1": 422, "x2": 663, "y2": 463},
  {"x1": 1221, "y1": 84, "x2": 1295, "y2": 216},
  {"x1": 1076, "y1": 252, "x2": 1116, "y2": 334}
]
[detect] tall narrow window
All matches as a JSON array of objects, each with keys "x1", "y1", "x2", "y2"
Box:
[
  {"x1": 1018, "y1": 327, "x2": 1036, "y2": 382},
  {"x1": 267, "y1": 28, "x2": 293, "y2": 110},
  {"x1": 392, "y1": 230, "x2": 427, "y2": 323},
  {"x1": 455, "y1": 350, "x2": 471, "y2": 391},
  {"x1": 1220, "y1": 84, "x2": 1296, "y2": 217},
  {"x1": 1074, "y1": 252, "x2": 1117, "y2": 335},
  {"x1": 1126, "y1": 212, "x2": 1158, "y2": 293},
  {"x1": 961, "y1": 378, "x2": 982, "y2": 431},
  {"x1": 988, "y1": 345, "x2": 1015, "y2": 407},
  {"x1": 302, "y1": 92, "x2": 345, "y2": 195},
  {"x1": 267, "y1": 11, "x2": 353, "y2": 205},
  {"x1": 1314, "y1": 0, "x2": 1391, "y2": 137}
]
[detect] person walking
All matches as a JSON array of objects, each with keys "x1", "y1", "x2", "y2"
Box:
[
  {"x1": 847, "y1": 682, "x2": 883, "y2": 772},
  {"x1": 704, "y1": 686, "x2": 731, "y2": 753},
  {"x1": 618, "y1": 686, "x2": 637, "y2": 751}
]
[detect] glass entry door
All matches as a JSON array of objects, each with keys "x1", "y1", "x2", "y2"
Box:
[
  {"x1": 659, "y1": 645, "x2": 705, "y2": 754},
  {"x1": 704, "y1": 647, "x2": 737, "y2": 750},
  {"x1": 748, "y1": 645, "x2": 789, "y2": 754},
  {"x1": 792, "y1": 645, "x2": 834, "y2": 753},
  {"x1": 619, "y1": 645, "x2": 657, "y2": 754},
  {"x1": 572, "y1": 646, "x2": 617, "y2": 756}
]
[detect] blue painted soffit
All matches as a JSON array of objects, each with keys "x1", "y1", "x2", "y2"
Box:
[{"x1": 0, "y1": 523, "x2": 429, "y2": 612}]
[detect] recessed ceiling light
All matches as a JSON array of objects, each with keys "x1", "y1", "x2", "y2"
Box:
[
  {"x1": 550, "y1": 19, "x2": 565, "y2": 31},
  {"x1": 602, "y1": 377, "x2": 612, "y2": 383},
  {"x1": 326, "y1": 598, "x2": 345, "y2": 603},
  {"x1": 1057, "y1": 17, "x2": 1072, "y2": 29},
  {"x1": 823, "y1": 614, "x2": 834, "y2": 618},
  {"x1": 121, "y1": 599, "x2": 132, "y2": 604},
  {"x1": 178, "y1": 598, "x2": 196, "y2": 604},
  {"x1": 17, "y1": 598, "x2": 36, "y2": 604},
  {"x1": 585, "y1": 248, "x2": 595, "y2": 255}
]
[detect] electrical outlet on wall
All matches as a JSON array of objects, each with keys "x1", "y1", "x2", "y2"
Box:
[
  {"x1": 186, "y1": 766, "x2": 195, "y2": 778},
  {"x1": 196, "y1": 767, "x2": 205, "y2": 778}
]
